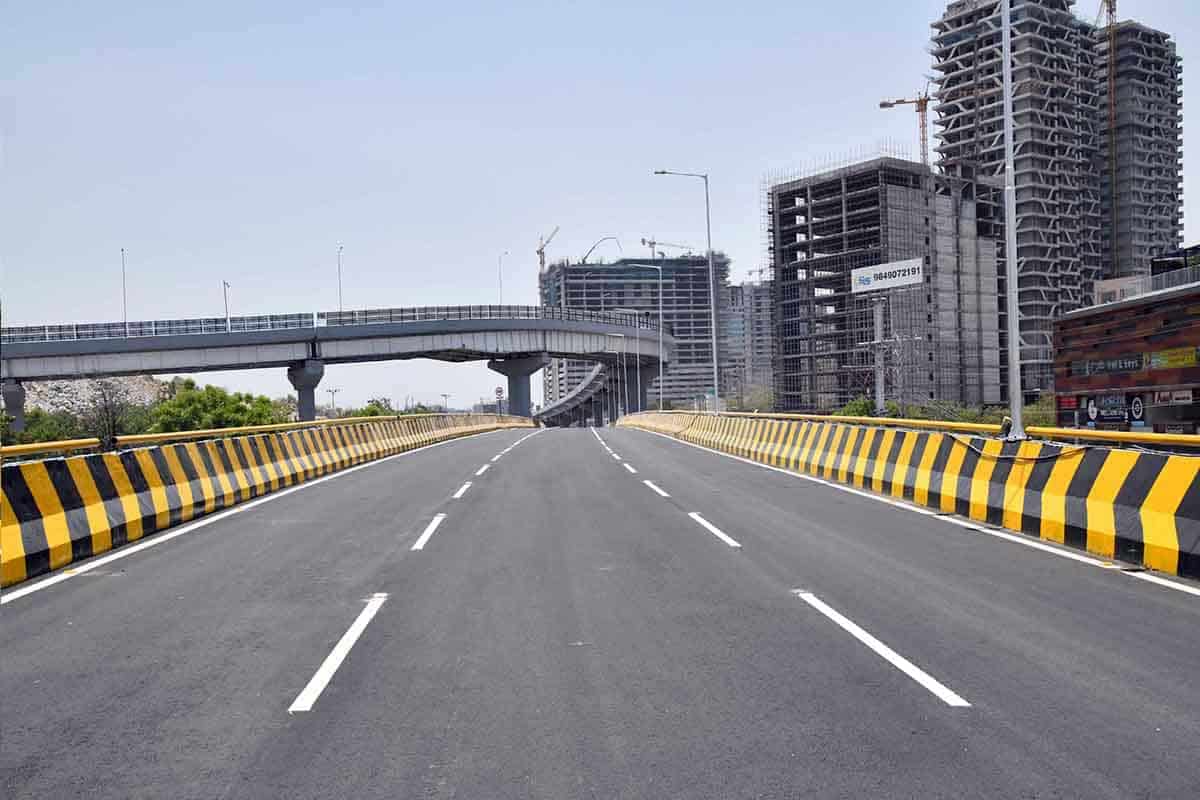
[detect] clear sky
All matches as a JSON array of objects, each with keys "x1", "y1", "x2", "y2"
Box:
[{"x1": 3, "y1": 1, "x2": 1196, "y2": 409}]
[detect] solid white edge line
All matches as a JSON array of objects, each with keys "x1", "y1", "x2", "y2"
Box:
[
  {"x1": 794, "y1": 591, "x2": 970, "y2": 708},
  {"x1": 411, "y1": 513, "x2": 447, "y2": 551},
  {"x1": 623, "y1": 463, "x2": 638, "y2": 474},
  {"x1": 688, "y1": 512, "x2": 742, "y2": 548},
  {"x1": 631, "y1": 428, "x2": 1200, "y2": 599},
  {"x1": 611, "y1": 453, "x2": 621, "y2": 460},
  {"x1": 2, "y1": 428, "x2": 517, "y2": 606},
  {"x1": 288, "y1": 592, "x2": 388, "y2": 713},
  {"x1": 475, "y1": 464, "x2": 490, "y2": 476},
  {"x1": 590, "y1": 427, "x2": 605, "y2": 445},
  {"x1": 491, "y1": 454, "x2": 503, "y2": 462},
  {"x1": 643, "y1": 480, "x2": 670, "y2": 498},
  {"x1": 452, "y1": 482, "x2": 472, "y2": 499}
]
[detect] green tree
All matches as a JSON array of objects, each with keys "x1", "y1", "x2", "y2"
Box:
[
  {"x1": 149, "y1": 379, "x2": 289, "y2": 432},
  {"x1": 834, "y1": 396, "x2": 876, "y2": 417}
]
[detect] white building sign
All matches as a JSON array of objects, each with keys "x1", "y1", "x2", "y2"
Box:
[{"x1": 851, "y1": 258, "x2": 924, "y2": 294}]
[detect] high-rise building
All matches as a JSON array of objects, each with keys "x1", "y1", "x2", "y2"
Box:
[
  {"x1": 724, "y1": 280, "x2": 774, "y2": 406},
  {"x1": 539, "y1": 256, "x2": 731, "y2": 407},
  {"x1": 931, "y1": 0, "x2": 1182, "y2": 396},
  {"x1": 768, "y1": 157, "x2": 1001, "y2": 412},
  {"x1": 1096, "y1": 21, "x2": 1184, "y2": 278}
]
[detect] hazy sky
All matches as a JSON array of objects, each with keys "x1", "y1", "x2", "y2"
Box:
[{"x1": 3, "y1": 0, "x2": 1196, "y2": 408}]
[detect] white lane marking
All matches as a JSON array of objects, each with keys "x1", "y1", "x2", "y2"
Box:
[
  {"x1": 794, "y1": 591, "x2": 970, "y2": 708},
  {"x1": 688, "y1": 512, "x2": 742, "y2": 548},
  {"x1": 623, "y1": 463, "x2": 638, "y2": 474},
  {"x1": 452, "y1": 482, "x2": 472, "y2": 499},
  {"x1": 491, "y1": 454, "x2": 503, "y2": 462},
  {"x1": 643, "y1": 480, "x2": 670, "y2": 498},
  {"x1": 633, "y1": 428, "x2": 1200, "y2": 598},
  {"x1": 1, "y1": 428, "x2": 515, "y2": 606},
  {"x1": 411, "y1": 513, "x2": 447, "y2": 551},
  {"x1": 611, "y1": 453, "x2": 621, "y2": 461},
  {"x1": 288, "y1": 593, "x2": 388, "y2": 713},
  {"x1": 590, "y1": 427, "x2": 605, "y2": 445},
  {"x1": 475, "y1": 464, "x2": 490, "y2": 476},
  {"x1": 1129, "y1": 571, "x2": 1200, "y2": 597}
]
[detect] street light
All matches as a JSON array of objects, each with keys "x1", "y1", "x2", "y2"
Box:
[
  {"x1": 326, "y1": 387, "x2": 341, "y2": 417},
  {"x1": 222, "y1": 280, "x2": 231, "y2": 332},
  {"x1": 498, "y1": 250, "x2": 509, "y2": 305},
  {"x1": 121, "y1": 248, "x2": 129, "y2": 337},
  {"x1": 1000, "y1": 0, "x2": 1025, "y2": 439},
  {"x1": 337, "y1": 244, "x2": 344, "y2": 313},
  {"x1": 627, "y1": 263, "x2": 666, "y2": 410},
  {"x1": 654, "y1": 169, "x2": 720, "y2": 411}
]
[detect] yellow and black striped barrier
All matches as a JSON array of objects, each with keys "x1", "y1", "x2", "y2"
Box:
[
  {"x1": 618, "y1": 411, "x2": 1200, "y2": 580},
  {"x1": 1, "y1": 414, "x2": 532, "y2": 587}
]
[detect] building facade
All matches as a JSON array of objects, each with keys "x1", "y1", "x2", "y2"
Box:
[
  {"x1": 768, "y1": 157, "x2": 1001, "y2": 412},
  {"x1": 539, "y1": 256, "x2": 731, "y2": 407},
  {"x1": 724, "y1": 280, "x2": 775, "y2": 406},
  {"x1": 931, "y1": 0, "x2": 1183, "y2": 397}
]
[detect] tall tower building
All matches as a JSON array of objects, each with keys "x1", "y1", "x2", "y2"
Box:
[{"x1": 1096, "y1": 21, "x2": 1184, "y2": 278}]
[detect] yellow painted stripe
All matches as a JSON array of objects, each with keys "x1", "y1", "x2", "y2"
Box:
[
  {"x1": 1, "y1": 487, "x2": 26, "y2": 585},
  {"x1": 20, "y1": 462, "x2": 73, "y2": 570},
  {"x1": 1139, "y1": 457, "x2": 1199, "y2": 575},
  {"x1": 202, "y1": 441, "x2": 237, "y2": 507},
  {"x1": 235, "y1": 438, "x2": 269, "y2": 495},
  {"x1": 820, "y1": 425, "x2": 844, "y2": 479},
  {"x1": 801, "y1": 424, "x2": 829, "y2": 475},
  {"x1": 1001, "y1": 441, "x2": 1044, "y2": 532},
  {"x1": 836, "y1": 427, "x2": 861, "y2": 484},
  {"x1": 1084, "y1": 450, "x2": 1141, "y2": 559},
  {"x1": 267, "y1": 434, "x2": 297, "y2": 487},
  {"x1": 967, "y1": 439, "x2": 1004, "y2": 522},
  {"x1": 771, "y1": 422, "x2": 794, "y2": 467},
  {"x1": 65, "y1": 458, "x2": 113, "y2": 556},
  {"x1": 102, "y1": 453, "x2": 144, "y2": 541},
  {"x1": 851, "y1": 427, "x2": 877, "y2": 488},
  {"x1": 1039, "y1": 448, "x2": 1086, "y2": 544},
  {"x1": 937, "y1": 438, "x2": 969, "y2": 514},
  {"x1": 300, "y1": 429, "x2": 328, "y2": 475},
  {"x1": 890, "y1": 431, "x2": 920, "y2": 499},
  {"x1": 133, "y1": 450, "x2": 172, "y2": 531},
  {"x1": 870, "y1": 429, "x2": 897, "y2": 493},
  {"x1": 220, "y1": 439, "x2": 253, "y2": 502},
  {"x1": 782, "y1": 422, "x2": 805, "y2": 470},
  {"x1": 160, "y1": 446, "x2": 197, "y2": 523},
  {"x1": 912, "y1": 433, "x2": 943, "y2": 507},
  {"x1": 791, "y1": 423, "x2": 816, "y2": 472}
]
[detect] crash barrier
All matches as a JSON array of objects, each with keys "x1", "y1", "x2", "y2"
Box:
[
  {"x1": 618, "y1": 412, "x2": 1200, "y2": 580},
  {"x1": 1, "y1": 414, "x2": 533, "y2": 587}
]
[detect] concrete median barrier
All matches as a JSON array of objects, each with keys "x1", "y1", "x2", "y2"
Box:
[
  {"x1": 619, "y1": 412, "x2": 1200, "y2": 580},
  {"x1": 1, "y1": 414, "x2": 532, "y2": 587}
]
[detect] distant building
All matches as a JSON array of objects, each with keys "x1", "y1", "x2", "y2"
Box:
[
  {"x1": 724, "y1": 280, "x2": 774, "y2": 406},
  {"x1": 1055, "y1": 260, "x2": 1200, "y2": 433},
  {"x1": 767, "y1": 156, "x2": 1001, "y2": 412},
  {"x1": 539, "y1": 255, "x2": 731, "y2": 406}
]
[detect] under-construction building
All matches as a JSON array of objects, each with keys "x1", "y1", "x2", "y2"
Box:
[
  {"x1": 724, "y1": 280, "x2": 775, "y2": 405},
  {"x1": 931, "y1": 0, "x2": 1183, "y2": 396},
  {"x1": 768, "y1": 156, "x2": 1001, "y2": 412},
  {"x1": 539, "y1": 256, "x2": 731, "y2": 407},
  {"x1": 1096, "y1": 20, "x2": 1184, "y2": 278}
]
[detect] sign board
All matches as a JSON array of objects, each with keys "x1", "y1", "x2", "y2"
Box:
[
  {"x1": 851, "y1": 258, "x2": 923, "y2": 294},
  {"x1": 1083, "y1": 394, "x2": 1127, "y2": 424},
  {"x1": 1171, "y1": 389, "x2": 1194, "y2": 405},
  {"x1": 1056, "y1": 395, "x2": 1078, "y2": 410},
  {"x1": 495, "y1": 386, "x2": 504, "y2": 398}
]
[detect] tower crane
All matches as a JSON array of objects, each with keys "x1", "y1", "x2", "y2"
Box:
[
  {"x1": 880, "y1": 85, "x2": 931, "y2": 167},
  {"x1": 536, "y1": 226, "x2": 559, "y2": 272},
  {"x1": 640, "y1": 237, "x2": 696, "y2": 259}
]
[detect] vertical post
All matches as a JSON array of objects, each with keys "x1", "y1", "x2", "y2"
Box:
[
  {"x1": 337, "y1": 244, "x2": 344, "y2": 313},
  {"x1": 635, "y1": 332, "x2": 641, "y2": 410},
  {"x1": 658, "y1": 266, "x2": 665, "y2": 410},
  {"x1": 1001, "y1": 0, "x2": 1025, "y2": 438},
  {"x1": 703, "y1": 175, "x2": 720, "y2": 411},
  {"x1": 121, "y1": 247, "x2": 129, "y2": 337},
  {"x1": 873, "y1": 297, "x2": 886, "y2": 416},
  {"x1": 223, "y1": 280, "x2": 231, "y2": 333}
]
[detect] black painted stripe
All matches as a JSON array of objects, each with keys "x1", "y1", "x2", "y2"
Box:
[
  {"x1": 214, "y1": 440, "x2": 246, "y2": 500},
  {"x1": 171, "y1": 445, "x2": 207, "y2": 518},
  {"x1": 1063, "y1": 449, "x2": 1111, "y2": 550},
  {"x1": 861, "y1": 428, "x2": 886, "y2": 487},
  {"x1": 879, "y1": 431, "x2": 909, "y2": 496},
  {"x1": 1111, "y1": 454, "x2": 1166, "y2": 566},
  {"x1": 193, "y1": 443, "x2": 231, "y2": 511},
  {"x1": 85, "y1": 454, "x2": 130, "y2": 547},
  {"x1": 1172, "y1": 469, "x2": 1200, "y2": 580},
  {"x1": 3, "y1": 466, "x2": 51, "y2": 578},
  {"x1": 984, "y1": 440, "x2": 1022, "y2": 527},
  {"x1": 925, "y1": 435, "x2": 954, "y2": 510},
  {"x1": 243, "y1": 437, "x2": 273, "y2": 495},
  {"x1": 1020, "y1": 443, "x2": 1060, "y2": 536},
  {"x1": 898, "y1": 433, "x2": 930, "y2": 501},
  {"x1": 147, "y1": 448, "x2": 184, "y2": 526},
  {"x1": 259, "y1": 436, "x2": 291, "y2": 487},
  {"x1": 223, "y1": 439, "x2": 258, "y2": 499},
  {"x1": 953, "y1": 438, "x2": 983, "y2": 518},
  {"x1": 118, "y1": 450, "x2": 161, "y2": 535}
]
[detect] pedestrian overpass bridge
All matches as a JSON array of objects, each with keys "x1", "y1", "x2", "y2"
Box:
[{"x1": 1, "y1": 305, "x2": 672, "y2": 423}]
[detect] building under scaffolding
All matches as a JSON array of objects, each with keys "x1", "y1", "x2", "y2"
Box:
[
  {"x1": 768, "y1": 156, "x2": 1001, "y2": 412},
  {"x1": 724, "y1": 280, "x2": 774, "y2": 405}
]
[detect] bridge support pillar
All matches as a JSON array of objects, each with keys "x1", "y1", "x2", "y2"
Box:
[
  {"x1": 488, "y1": 353, "x2": 550, "y2": 418},
  {"x1": 2, "y1": 379, "x2": 26, "y2": 432},
  {"x1": 623, "y1": 365, "x2": 656, "y2": 414},
  {"x1": 287, "y1": 359, "x2": 325, "y2": 422}
]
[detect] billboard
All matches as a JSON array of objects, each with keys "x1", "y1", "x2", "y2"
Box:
[{"x1": 851, "y1": 258, "x2": 924, "y2": 294}]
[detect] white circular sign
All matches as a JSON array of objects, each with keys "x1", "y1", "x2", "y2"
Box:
[
  {"x1": 1087, "y1": 398, "x2": 1098, "y2": 421},
  {"x1": 1130, "y1": 396, "x2": 1144, "y2": 420}
]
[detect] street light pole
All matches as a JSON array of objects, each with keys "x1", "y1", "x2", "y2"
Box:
[
  {"x1": 1000, "y1": 0, "x2": 1025, "y2": 439},
  {"x1": 326, "y1": 388, "x2": 340, "y2": 417},
  {"x1": 337, "y1": 244, "x2": 344, "y2": 313},
  {"x1": 498, "y1": 250, "x2": 509, "y2": 305},
  {"x1": 222, "y1": 280, "x2": 231, "y2": 332},
  {"x1": 121, "y1": 247, "x2": 129, "y2": 337},
  {"x1": 655, "y1": 169, "x2": 720, "y2": 411}
]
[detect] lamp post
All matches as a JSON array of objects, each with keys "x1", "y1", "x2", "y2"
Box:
[
  {"x1": 498, "y1": 250, "x2": 509, "y2": 305},
  {"x1": 627, "y1": 263, "x2": 665, "y2": 410},
  {"x1": 121, "y1": 247, "x2": 129, "y2": 337},
  {"x1": 337, "y1": 244, "x2": 344, "y2": 313},
  {"x1": 1000, "y1": 0, "x2": 1025, "y2": 439},
  {"x1": 326, "y1": 388, "x2": 340, "y2": 417},
  {"x1": 222, "y1": 280, "x2": 231, "y2": 332},
  {"x1": 654, "y1": 169, "x2": 719, "y2": 410}
]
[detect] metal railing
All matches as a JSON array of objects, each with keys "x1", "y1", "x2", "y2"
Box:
[{"x1": 1, "y1": 305, "x2": 659, "y2": 345}]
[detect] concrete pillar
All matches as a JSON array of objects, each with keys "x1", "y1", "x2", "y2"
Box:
[
  {"x1": 488, "y1": 353, "x2": 551, "y2": 418},
  {"x1": 287, "y1": 359, "x2": 325, "y2": 422},
  {"x1": 2, "y1": 379, "x2": 26, "y2": 433},
  {"x1": 623, "y1": 365, "x2": 656, "y2": 414}
]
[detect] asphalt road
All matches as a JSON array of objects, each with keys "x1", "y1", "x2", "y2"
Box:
[{"x1": 3, "y1": 426, "x2": 1199, "y2": 799}]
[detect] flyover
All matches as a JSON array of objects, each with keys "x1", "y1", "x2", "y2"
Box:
[{"x1": 1, "y1": 305, "x2": 672, "y2": 422}]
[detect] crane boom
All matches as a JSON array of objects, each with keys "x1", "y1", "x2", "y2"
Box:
[
  {"x1": 879, "y1": 89, "x2": 930, "y2": 167},
  {"x1": 536, "y1": 225, "x2": 560, "y2": 272}
]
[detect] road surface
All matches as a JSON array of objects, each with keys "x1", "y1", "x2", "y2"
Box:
[{"x1": 3, "y1": 427, "x2": 1198, "y2": 798}]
